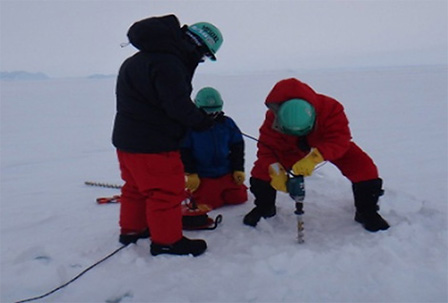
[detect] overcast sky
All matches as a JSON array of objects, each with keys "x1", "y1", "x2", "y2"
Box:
[{"x1": 1, "y1": 0, "x2": 447, "y2": 78}]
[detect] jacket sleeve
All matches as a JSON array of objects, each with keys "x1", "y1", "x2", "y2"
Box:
[
  {"x1": 255, "y1": 111, "x2": 287, "y2": 166},
  {"x1": 153, "y1": 59, "x2": 213, "y2": 130},
  {"x1": 312, "y1": 96, "x2": 352, "y2": 161},
  {"x1": 180, "y1": 133, "x2": 197, "y2": 174},
  {"x1": 229, "y1": 141, "x2": 245, "y2": 172},
  {"x1": 225, "y1": 117, "x2": 245, "y2": 172}
]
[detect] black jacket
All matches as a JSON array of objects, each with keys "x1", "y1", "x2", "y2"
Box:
[{"x1": 112, "y1": 14, "x2": 212, "y2": 153}]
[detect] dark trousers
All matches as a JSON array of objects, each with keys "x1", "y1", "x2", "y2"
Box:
[{"x1": 250, "y1": 177, "x2": 277, "y2": 210}]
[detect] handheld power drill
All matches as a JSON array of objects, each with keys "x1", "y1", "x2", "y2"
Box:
[{"x1": 287, "y1": 174, "x2": 305, "y2": 243}]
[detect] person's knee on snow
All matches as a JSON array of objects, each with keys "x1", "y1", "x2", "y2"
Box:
[{"x1": 222, "y1": 186, "x2": 248, "y2": 205}]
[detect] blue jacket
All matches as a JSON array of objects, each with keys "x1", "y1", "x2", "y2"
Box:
[{"x1": 181, "y1": 114, "x2": 245, "y2": 178}]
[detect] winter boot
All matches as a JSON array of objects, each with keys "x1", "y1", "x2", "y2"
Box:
[
  {"x1": 150, "y1": 236, "x2": 207, "y2": 257},
  {"x1": 119, "y1": 228, "x2": 150, "y2": 245},
  {"x1": 243, "y1": 206, "x2": 276, "y2": 227},
  {"x1": 243, "y1": 178, "x2": 277, "y2": 227},
  {"x1": 353, "y1": 178, "x2": 390, "y2": 232}
]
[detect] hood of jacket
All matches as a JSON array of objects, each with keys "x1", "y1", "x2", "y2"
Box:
[
  {"x1": 265, "y1": 78, "x2": 323, "y2": 135},
  {"x1": 265, "y1": 78, "x2": 319, "y2": 111},
  {"x1": 127, "y1": 14, "x2": 202, "y2": 67}
]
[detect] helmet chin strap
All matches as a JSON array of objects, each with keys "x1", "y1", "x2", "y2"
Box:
[
  {"x1": 207, "y1": 111, "x2": 223, "y2": 119},
  {"x1": 185, "y1": 30, "x2": 203, "y2": 47},
  {"x1": 185, "y1": 30, "x2": 211, "y2": 59}
]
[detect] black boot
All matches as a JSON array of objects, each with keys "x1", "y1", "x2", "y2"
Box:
[
  {"x1": 150, "y1": 236, "x2": 207, "y2": 257},
  {"x1": 119, "y1": 228, "x2": 150, "y2": 245},
  {"x1": 353, "y1": 178, "x2": 390, "y2": 232},
  {"x1": 243, "y1": 178, "x2": 277, "y2": 227}
]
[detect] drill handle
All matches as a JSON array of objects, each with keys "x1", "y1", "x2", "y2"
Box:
[{"x1": 287, "y1": 174, "x2": 305, "y2": 202}]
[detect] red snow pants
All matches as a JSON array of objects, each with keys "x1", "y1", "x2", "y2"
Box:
[
  {"x1": 191, "y1": 173, "x2": 248, "y2": 209},
  {"x1": 117, "y1": 150, "x2": 185, "y2": 245},
  {"x1": 330, "y1": 142, "x2": 379, "y2": 182}
]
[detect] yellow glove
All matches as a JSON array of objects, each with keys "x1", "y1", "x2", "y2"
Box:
[
  {"x1": 233, "y1": 171, "x2": 246, "y2": 185},
  {"x1": 185, "y1": 173, "x2": 200, "y2": 192},
  {"x1": 292, "y1": 148, "x2": 324, "y2": 176},
  {"x1": 268, "y1": 163, "x2": 288, "y2": 192}
]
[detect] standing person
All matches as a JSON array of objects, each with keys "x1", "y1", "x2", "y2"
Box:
[
  {"x1": 112, "y1": 15, "x2": 223, "y2": 257},
  {"x1": 243, "y1": 78, "x2": 390, "y2": 232},
  {"x1": 181, "y1": 87, "x2": 248, "y2": 210}
]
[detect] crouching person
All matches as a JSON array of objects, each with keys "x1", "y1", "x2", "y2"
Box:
[{"x1": 243, "y1": 78, "x2": 389, "y2": 232}]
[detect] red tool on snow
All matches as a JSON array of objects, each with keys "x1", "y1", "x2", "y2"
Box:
[
  {"x1": 181, "y1": 194, "x2": 222, "y2": 230},
  {"x1": 95, "y1": 192, "x2": 222, "y2": 230},
  {"x1": 96, "y1": 195, "x2": 121, "y2": 204}
]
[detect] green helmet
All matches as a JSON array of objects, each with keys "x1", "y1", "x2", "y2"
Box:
[
  {"x1": 188, "y1": 22, "x2": 223, "y2": 61},
  {"x1": 194, "y1": 87, "x2": 223, "y2": 113},
  {"x1": 277, "y1": 99, "x2": 316, "y2": 136}
]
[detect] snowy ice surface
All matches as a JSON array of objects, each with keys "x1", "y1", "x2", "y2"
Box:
[{"x1": 1, "y1": 66, "x2": 447, "y2": 302}]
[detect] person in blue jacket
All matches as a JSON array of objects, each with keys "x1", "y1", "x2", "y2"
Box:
[{"x1": 181, "y1": 87, "x2": 248, "y2": 209}]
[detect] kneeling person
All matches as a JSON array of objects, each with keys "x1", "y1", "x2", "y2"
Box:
[{"x1": 181, "y1": 87, "x2": 248, "y2": 209}]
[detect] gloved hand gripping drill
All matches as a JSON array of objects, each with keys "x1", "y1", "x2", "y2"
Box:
[
  {"x1": 268, "y1": 162, "x2": 306, "y2": 243},
  {"x1": 287, "y1": 148, "x2": 325, "y2": 243},
  {"x1": 267, "y1": 148, "x2": 325, "y2": 243}
]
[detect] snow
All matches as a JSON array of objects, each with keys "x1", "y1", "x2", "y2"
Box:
[{"x1": 1, "y1": 65, "x2": 447, "y2": 302}]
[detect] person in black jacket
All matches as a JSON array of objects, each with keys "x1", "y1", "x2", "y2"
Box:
[{"x1": 112, "y1": 15, "x2": 223, "y2": 257}]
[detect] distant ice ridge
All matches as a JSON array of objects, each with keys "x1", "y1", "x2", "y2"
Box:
[{"x1": 0, "y1": 71, "x2": 49, "y2": 81}]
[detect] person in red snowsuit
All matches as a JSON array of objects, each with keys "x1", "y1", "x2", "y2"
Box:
[
  {"x1": 244, "y1": 78, "x2": 389, "y2": 232},
  {"x1": 112, "y1": 15, "x2": 223, "y2": 256}
]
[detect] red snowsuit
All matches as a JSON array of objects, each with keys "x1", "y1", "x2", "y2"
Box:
[{"x1": 251, "y1": 78, "x2": 378, "y2": 183}]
